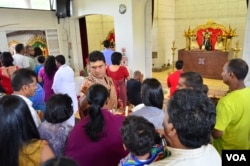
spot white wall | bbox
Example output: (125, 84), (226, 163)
(72, 0), (152, 77)
(243, 5), (250, 87)
(0, 8), (72, 66)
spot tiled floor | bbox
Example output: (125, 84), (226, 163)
(152, 69), (228, 98)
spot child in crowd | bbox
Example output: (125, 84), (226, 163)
(38, 94), (73, 156)
(35, 55), (45, 75)
(119, 115), (170, 166)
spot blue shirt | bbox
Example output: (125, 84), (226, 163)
(120, 145), (168, 166)
(29, 83), (45, 113)
(102, 48), (114, 66)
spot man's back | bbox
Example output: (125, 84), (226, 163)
(13, 53), (30, 68)
(52, 64), (78, 126)
(150, 144), (221, 166)
(213, 87), (250, 154)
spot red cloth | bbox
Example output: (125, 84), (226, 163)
(196, 28), (223, 50)
(0, 66), (18, 94)
(106, 66), (129, 107)
(167, 70), (183, 97)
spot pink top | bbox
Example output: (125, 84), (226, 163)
(38, 67), (57, 102)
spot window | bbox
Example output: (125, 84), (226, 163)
(0, 0), (56, 10)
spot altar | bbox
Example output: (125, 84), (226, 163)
(178, 49), (234, 79)
(178, 20), (237, 79)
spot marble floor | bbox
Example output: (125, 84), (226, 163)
(152, 69), (228, 98)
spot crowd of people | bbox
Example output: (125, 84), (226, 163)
(0, 41), (249, 166)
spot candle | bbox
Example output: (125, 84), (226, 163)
(125, 106), (128, 116)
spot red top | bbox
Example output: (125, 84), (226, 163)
(106, 66), (129, 80)
(106, 66), (129, 107)
(0, 66), (18, 94)
(167, 70), (183, 97)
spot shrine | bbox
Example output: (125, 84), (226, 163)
(178, 20), (236, 79)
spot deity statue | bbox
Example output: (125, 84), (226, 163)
(202, 29), (212, 51)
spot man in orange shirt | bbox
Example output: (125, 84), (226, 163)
(167, 60), (183, 97)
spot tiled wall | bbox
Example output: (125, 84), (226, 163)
(152, 0), (175, 68)
(175, 0), (247, 57)
(152, 0), (247, 68)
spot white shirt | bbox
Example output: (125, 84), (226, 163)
(149, 144), (221, 166)
(52, 64), (78, 126)
(15, 94), (41, 127)
(131, 103), (145, 112)
(13, 53), (30, 68)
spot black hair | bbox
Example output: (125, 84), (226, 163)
(141, 78), (164, 109)
(167, 89), (216, 148)
(121, 115), (156, 156)
(0, 51), (14, 67)
(111, 52), (122, 65)
(15, 43), (24, 53)
(0, 95), (40, 166)
(45, 56), (57, 79)
(180, 72), (203, 90)
(44, 94), (73, 124)
(88, 51), (106, 63)
(55, 55), (65, 65)
(34, 47), (43, 57)
(84, 84), (109, 141)
(227, 58), (249, 80)
(11, 68), (37, 91)
(103, 40), (111, 48)
(175, 60), (184, 70)
(41, 157), (79, 166)
(0, 84), (6, 93)
(37, 55), (45, 64)
(202, 84), (209, 94)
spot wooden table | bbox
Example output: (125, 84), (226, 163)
(178, 49), (233, 79)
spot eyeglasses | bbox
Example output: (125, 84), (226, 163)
(27, 82), (37, 89)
